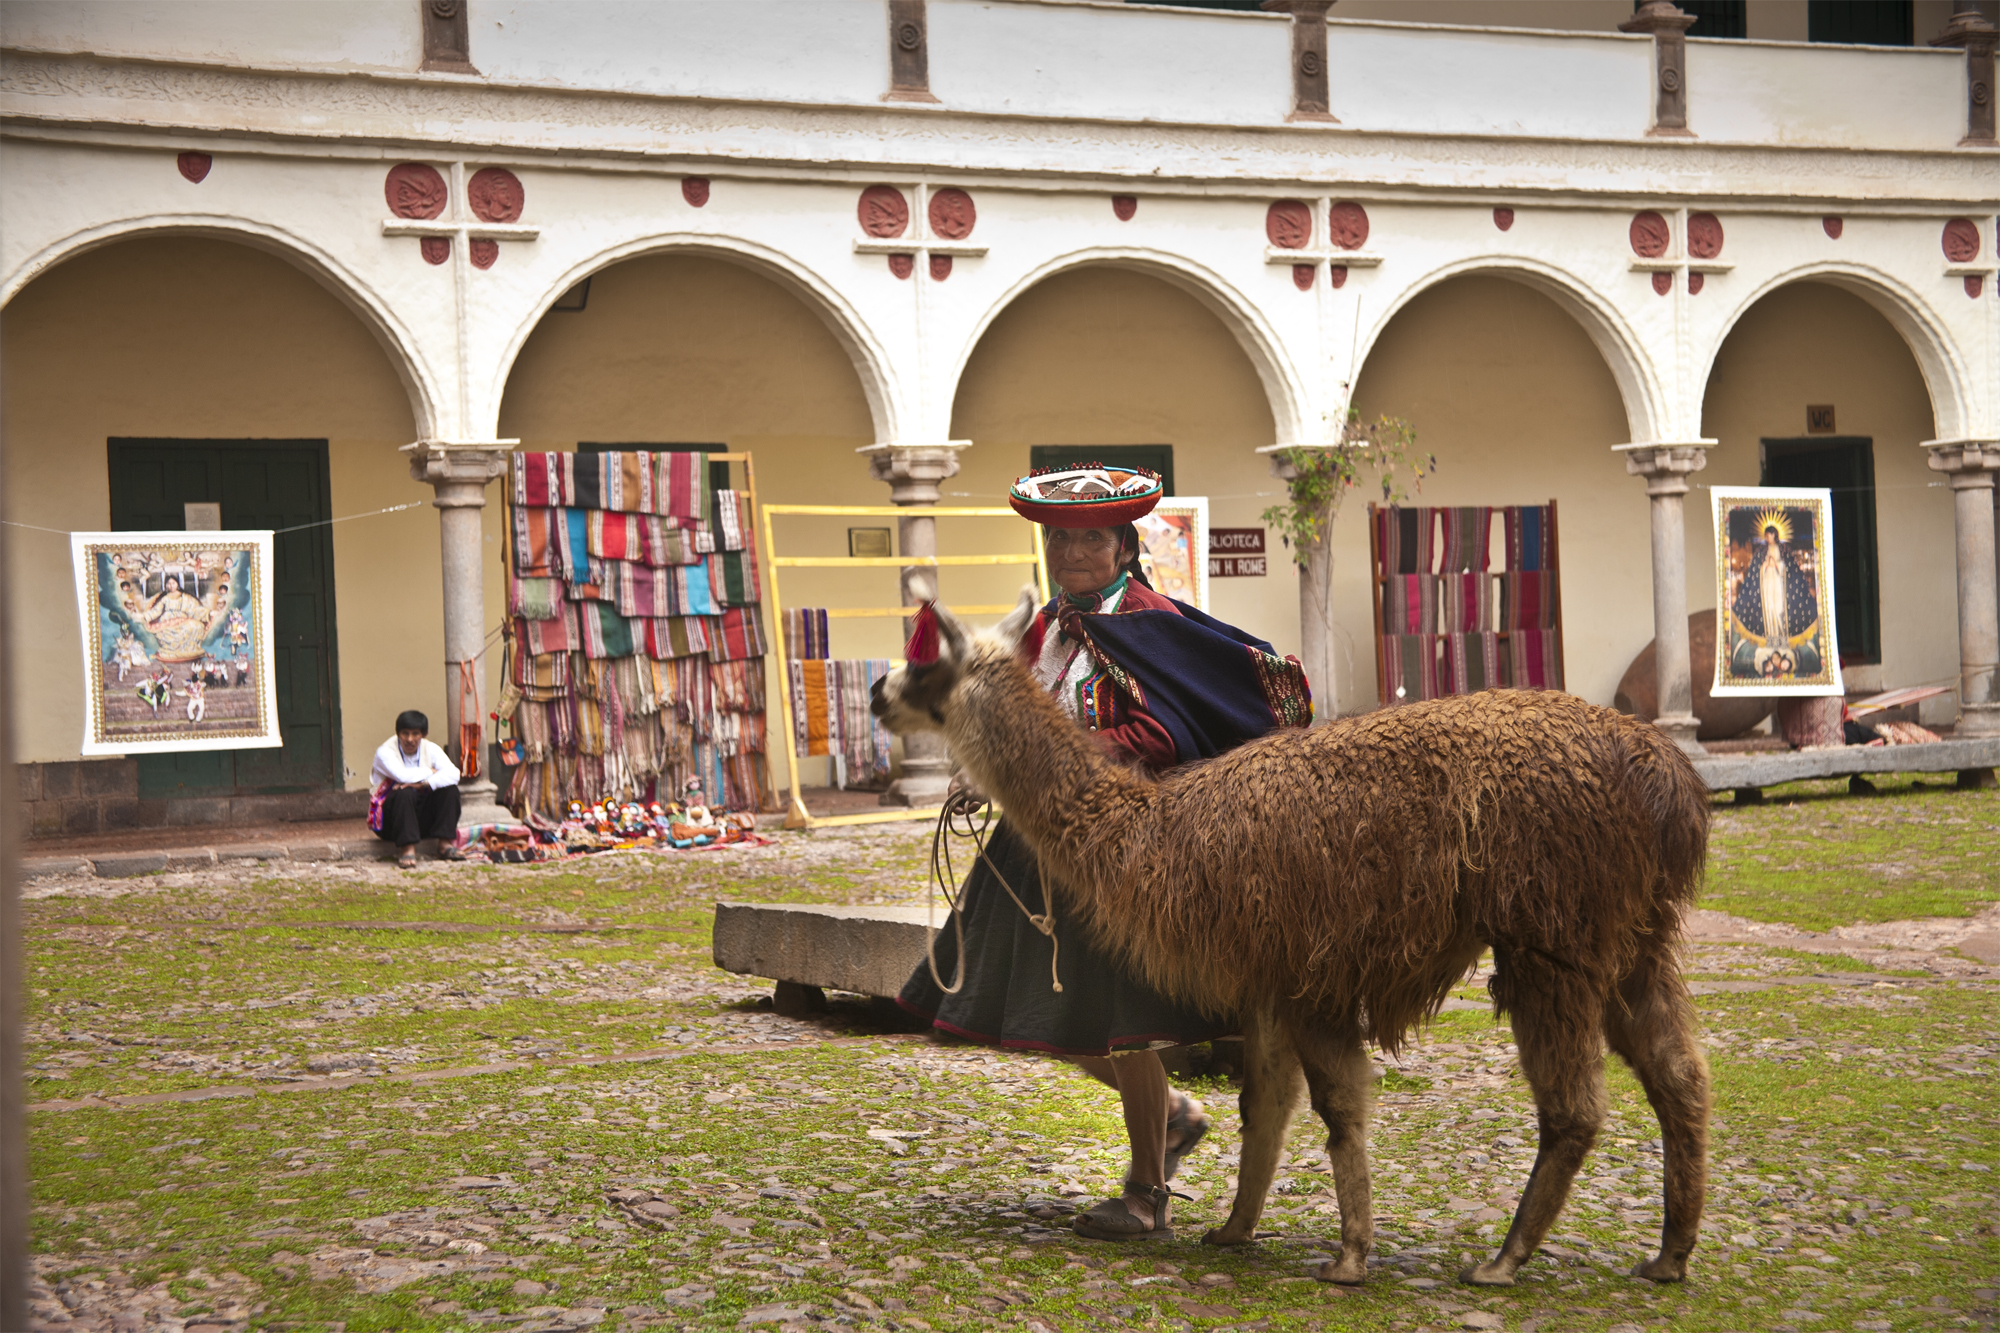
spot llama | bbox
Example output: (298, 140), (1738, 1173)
(871, 589), (1712, 1287)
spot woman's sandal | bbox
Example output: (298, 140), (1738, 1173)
(1072, 1180), (1186, 1242)
(396, 847), (418, 870)
(1163, 1092), (1212, 1181)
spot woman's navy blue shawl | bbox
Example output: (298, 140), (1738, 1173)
(1052, 595), (1314, 764)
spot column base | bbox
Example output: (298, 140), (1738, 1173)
(1652, 712), (1706, 755)
(879, 768), (954, 807)
(457, 777), (514, 828)
(1956, 702), (2000, 737)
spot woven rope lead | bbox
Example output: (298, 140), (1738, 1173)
(926, 789), (1063, 995)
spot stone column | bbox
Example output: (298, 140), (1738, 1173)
(860, 442), (971, 807)
(1616, 442), (1712, 752)
(1620, 0), (1697, 137)
(403, 439), (515, 826)
(1267, 449), (1343, 721)
(1925, 440), (2000, 736)
(1260, 0), (1337, 123)
(1931, 5), (1998, 148)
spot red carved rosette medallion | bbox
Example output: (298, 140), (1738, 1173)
(1687, 212), (1723, 260)
(1629, 210), (1671, 259)
(1329, 265), (1349, 289)
(1651, 271), (1672, 296)
(1328, 200), (1370, 251)
(682, 177), (711, 208)
(929, 254), (953, 282)
(1943, 217), (1982, 263)
(1493, 207), (1515, 232)
(1266, 200), (1312, 250)
(421, 237), (451, 266)
(1688, 272), (1704, 295)
(928, 188), (976, 241)
(1112, 195), (1137, 221)
(177, 152), (212, 184)
(1822, 216), (1843, 240)
(468, 168), (525, 223)
(858, 186), (910, 239)
(386, 163), (448, 220)
(470, 239), (499, 270)
(888, 254), (915, 280)
(1292, 264), (1315, 291)
(1968, 276), (1986, 300)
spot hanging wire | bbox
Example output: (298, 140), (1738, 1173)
(1, 500), (428, 539)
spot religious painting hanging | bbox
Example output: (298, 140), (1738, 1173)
(70, 530), (282, 754)
(1709, 488), (1844, 699)
(1135, 497), (1209, 611)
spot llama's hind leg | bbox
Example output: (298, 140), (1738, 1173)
(1203, 1010), (1303, 1247)
(1465, 950), (1607, 1287)
(1605, 944), (1711, 1283)
(1290, 1017), (1375, 1284)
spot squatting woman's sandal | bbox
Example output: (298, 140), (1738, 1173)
(1073, 1181), (1186, 1242)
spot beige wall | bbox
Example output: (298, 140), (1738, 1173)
(1, 236), (425, 785)
(497, 253), (884, 791)
(1348, 274), (1644, 714)
(947, 263), (1291, 655)
(1698, 280), (1954, 720)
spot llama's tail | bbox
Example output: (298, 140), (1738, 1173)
(1621, 718), (1712, 930)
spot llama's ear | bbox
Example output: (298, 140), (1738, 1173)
(991, 584), (1039, 650)
(932, 601), (971, 665)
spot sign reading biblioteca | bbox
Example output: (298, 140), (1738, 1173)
(1209, 527), (1267, 577)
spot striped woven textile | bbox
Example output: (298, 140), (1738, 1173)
(1439, 573), (1490, 632)
(1444, 631), (1503, 693)
(1383, 574), (1438, 636)
(638, 615), (713, 661)
(510, 651), (571, 701)
(515, 605), (578, 656)
(1381, 633), (1444, 703)
(1377, 505), (1437, 575)
(510, 577), (563, 620)
(1500, 571), (1557, 630)
(705, 490), (751, 553)
(789, 658), (894, 779)
(1438, 506), (1491, 572)
(511, 450), (711, 519)
(1509, 628), (1561, 690)
(710, 607), (769, 662)
(1504, 505), (1549, 572)
(784, 608), (830, 660)
(578, 602), (636, 660)
(709, 658), (766, 714)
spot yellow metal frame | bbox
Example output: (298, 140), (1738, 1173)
(760, 503), (1051, 829)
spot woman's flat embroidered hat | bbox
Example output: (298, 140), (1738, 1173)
(1009, 464), (1163, 528)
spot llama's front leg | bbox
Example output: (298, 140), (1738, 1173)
(1203, 1013), (1302, 1247)
(1292, 1018), (1375, 1284)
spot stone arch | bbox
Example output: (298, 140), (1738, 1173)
(946, 248), (1309, 444)
(493, 233), (900, 445)
(1358, 255), (1667, 444)
(2, 214), (442, 438)
(1698, 262), (1964, 439)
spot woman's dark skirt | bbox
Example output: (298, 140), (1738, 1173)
(897, 818), (1230, 1057)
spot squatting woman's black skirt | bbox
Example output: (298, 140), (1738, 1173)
(897, 818), (1230, 1057)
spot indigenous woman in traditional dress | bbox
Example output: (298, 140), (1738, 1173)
(899, 466), (1312, 1241)
(140, 573), (214, 663)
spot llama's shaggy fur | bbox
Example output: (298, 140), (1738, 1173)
(872, 590), (1713, 1287)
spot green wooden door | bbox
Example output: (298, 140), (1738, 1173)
(107, 440), (342, 795)
(1762, 437), (1881, 665)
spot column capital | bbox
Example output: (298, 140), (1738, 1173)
(1619, 0), (1697, 34)
(1931, 5), (1998, 55)
(402, 439), (516, 505)
(1616, 440), (1713, 496)
(859, 440), (972, 505)
(1924, 438), (2000, 489)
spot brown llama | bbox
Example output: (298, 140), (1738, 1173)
(870, 590), (1712, 1287)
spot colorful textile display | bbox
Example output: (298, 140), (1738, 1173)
(787, 659), (894, 786)
(784, 608), (831, 661)
(1369, 502), (1564, 703)
(501, 450), (771, 815)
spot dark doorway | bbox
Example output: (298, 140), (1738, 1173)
(1028, 445), (1176, 497)
(1807, 0), (1912, 45)
(1761, 436), (1880, 664)
(1663, 0), (1747, 38)
(107, 440), (342, 796)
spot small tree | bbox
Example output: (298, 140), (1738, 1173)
(1262, 411), (1434, 720)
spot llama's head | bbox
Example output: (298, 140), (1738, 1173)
(869, 584), (1040, 737)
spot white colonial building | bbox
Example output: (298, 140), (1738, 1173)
(3, 0), (1996, 831)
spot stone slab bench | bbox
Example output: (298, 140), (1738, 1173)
(711, 901), (940, 1016)
(1691, 737), (2000, 801)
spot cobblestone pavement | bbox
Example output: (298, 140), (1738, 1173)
(20, 789), (2000, 1333)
